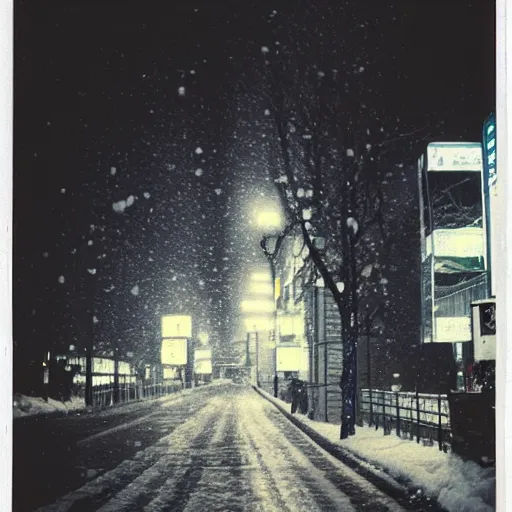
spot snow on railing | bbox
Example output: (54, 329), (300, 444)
(359, 389), (451, 451)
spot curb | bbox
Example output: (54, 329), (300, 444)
(253, 385), (448, 512)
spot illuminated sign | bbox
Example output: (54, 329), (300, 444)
(276, 346), (303, 372)
(241, 299), (275, 314)
(427, 228), (485, 259)
(161, 338), (188, 365)
(278, 314), (303, 337)
(483, 113), (496, 189)
(194, 348), (213, 374)
(426, 142), (483, 172)
(434, 316), (472, 343)
(161, 315), (192, 338)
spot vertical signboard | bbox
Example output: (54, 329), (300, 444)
(419, 142), (487, 343)
(482, 113), (497, 297)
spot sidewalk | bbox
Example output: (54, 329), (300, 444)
(255, 386), (495, 512)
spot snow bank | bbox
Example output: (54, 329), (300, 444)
(258, 389), (495, 512)
(13, 393), (85, 419)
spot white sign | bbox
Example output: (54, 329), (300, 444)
(161, 315), (192, 338)
(427, 228), (485, 259)
(161, 338), (188, 365)
(276, 346), (303, 371)
(471, 301), (496, 361)
(278, 314), (303, 337)
(434, 316), (472, 343)
(426, 142), (483, 172)
(194, 348), (213, 374)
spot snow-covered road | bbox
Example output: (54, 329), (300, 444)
(28, 384), (404, 511)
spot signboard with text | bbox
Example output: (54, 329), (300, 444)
(161, 338), (188, 365)
(161, 315), (192, 338)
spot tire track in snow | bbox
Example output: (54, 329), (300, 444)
(34, 398), (219, 512)
(258, 393), (405, 511)
(238, 393), (358, 511)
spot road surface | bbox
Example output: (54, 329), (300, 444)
(15, 383), (408, 511)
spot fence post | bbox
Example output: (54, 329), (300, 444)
(395, 392), (400, 437)
(382, 390), (386, 433)
(416, 389), (421, 444)
(437, 394), (443, 451)
(369, 388), (374, 427)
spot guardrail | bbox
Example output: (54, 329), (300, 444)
(359, 389), (451, 451)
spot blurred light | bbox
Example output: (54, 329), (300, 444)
(250, 282), (273, 295)
(244, 316), (272, 331)
(198, 331), (209, 344)
(251, 272), (271, 282)
(256, 210), (283, 230)
(241, 300), (274, 314)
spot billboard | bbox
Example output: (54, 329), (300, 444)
(419, 142), (487, 343)
(161, 315), (192, 338)
(194, 348), (213, 374)
(426, 142), (483, 172)
(161, 338), (188, 365)
(276, 345), (303, 371)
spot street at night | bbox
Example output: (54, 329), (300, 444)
(15, 383), (412, 512)
(11, 0), (499, 510)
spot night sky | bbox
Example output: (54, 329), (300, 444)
(13, 0), (495, 376)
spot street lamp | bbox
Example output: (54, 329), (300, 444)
(260, 234), (281, 397)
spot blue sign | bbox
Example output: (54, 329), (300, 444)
(483, 113), (496, 190)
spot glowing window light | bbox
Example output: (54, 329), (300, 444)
(251, 272), (271, 282)
(241, 300), (275, 314)
(249, 282), (274, 295)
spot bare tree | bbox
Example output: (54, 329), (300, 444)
(257, 4), (430, 438)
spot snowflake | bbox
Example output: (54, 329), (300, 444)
(336, 282), (345, 293)
(143, 192), (151, 199)
(131, 285), (139, 296)
(58, 276), (65, 284)
(178, 86), (186, 96)
(264, 109), (270, 116)
(42, 252), (49, 258)
(195, 147), (203, 155)
(87, 268), (97, 275)
(347, 217), (359, 234)
(61, 188), (66, 194)
(302, 208), (312, 220)
(110, 166), (117, 175)
(93, 316), (99, 324)
(261, 46), (270, 54)
(214, 188), (222, 195)
(346, 149), (355, 157)
(126, 195), (135, 207)
(195, 168), (203, 177)
(113, 200), (127, 213)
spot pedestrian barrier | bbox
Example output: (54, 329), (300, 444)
(359, 389), (451, 451)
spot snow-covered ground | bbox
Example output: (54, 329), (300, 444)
(13, 393), (86, 419)
(13, 379), (233, 419)
(259, 389), (496, 512)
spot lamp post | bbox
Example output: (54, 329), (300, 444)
(260, 234), (280, 397)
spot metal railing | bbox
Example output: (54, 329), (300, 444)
(359, 389), (451, 451)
